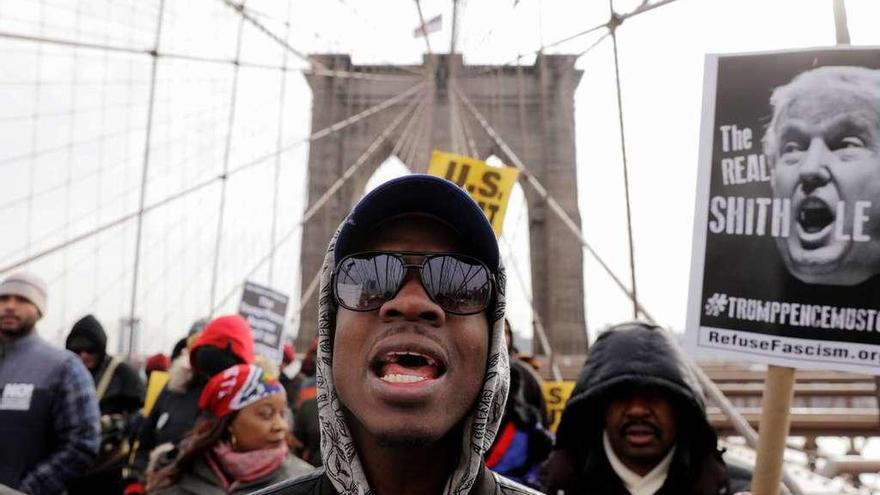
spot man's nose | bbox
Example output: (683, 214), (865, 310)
(798, 138), (833, 192)
(623, 396), (653, 418)
(378, 271), (444, 324)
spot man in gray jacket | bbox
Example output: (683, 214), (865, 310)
(258, 175), (538, 495)
(0, 272), (100, 495)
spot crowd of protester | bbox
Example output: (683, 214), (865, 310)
(0, 174), (755, 494)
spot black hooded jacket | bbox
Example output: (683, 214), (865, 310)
(65, 315), (144, 415)
(552, 322), (750, 495)
(64, 315), (145, 495)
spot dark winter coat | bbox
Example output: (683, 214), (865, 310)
(291, 376), (320, 467)
(65, 315), (145, 495)
(251, 466), (542, 495)
(552, 322), (751, 495)
(509, 360), (548, 427)
(130, 359), (207, 480)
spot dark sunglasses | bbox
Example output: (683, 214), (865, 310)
(333, 251), (495, 315)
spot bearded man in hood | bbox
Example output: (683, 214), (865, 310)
(258, 175), (538, 495)
(543, 322), (752, 495)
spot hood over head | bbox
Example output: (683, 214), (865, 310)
(145, 353), (171, 373)
(66, 314), (108, 354)
(314, 174), (510, 495)
(189, 314), (255, 375)
(555, 322), (712, 457)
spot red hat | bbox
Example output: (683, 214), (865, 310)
(199, 364), (284, 417)
(145, 353), (170, 372)
(282, 343), (295, 366)
(190, 315), (255, 370)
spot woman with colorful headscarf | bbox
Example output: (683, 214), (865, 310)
(146, 364), (313, 494)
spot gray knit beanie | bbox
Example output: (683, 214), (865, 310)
(0, 272), (48, 316)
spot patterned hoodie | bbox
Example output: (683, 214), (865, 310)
(257, 175), (539, 495)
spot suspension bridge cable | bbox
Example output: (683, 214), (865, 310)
(608, 0), (639, 320)
(289, 88), (430, 328)
(135, 203), (215, 300)
(219, 0), (325, 71)
(453, 82), (655, 322)
(0, 31), (422, 87)
(0, 101), (233, 214)
(211, 92), (424, 313)
(413, 0), (433, 55)
(448, 82), (558, 370)
(127, 0), (167, 356)
(466, 0), (680, 76)
(455, 89), (479, 158)
(449, 79), (464, 154)
(391, 86), (432, 159)
(461, 66), (802, 495)
(268, 0), (295, 286)
(208, 5), (250, 316)
(2, 107), (258, 263)
(308, 69), (420, 82)
(0, 96), (231, 171)
(454, 89), (787, 484)
(499, 234), (562, 381)
(449, 0), (460, 54)
(450, 82), (565, 374)
(222, 0), (421, 81)
(575, 30), (612, 59)
(401, 82), (433, 167)
(0, 82), (425, 276)
(290, 266), (323, 328)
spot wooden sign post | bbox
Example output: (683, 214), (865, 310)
(751, 365), (796, 495)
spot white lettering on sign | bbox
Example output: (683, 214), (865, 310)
(0, 383), (34, 411)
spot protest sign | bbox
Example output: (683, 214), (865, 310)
(686, 47), (880, 375)
(427, 150), (520, 236)
(141, 370), (169, 417)
(541, 380), (575, 433)
(239, 281), (289, 362)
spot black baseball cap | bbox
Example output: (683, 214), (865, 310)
(334, 174), (500, 271)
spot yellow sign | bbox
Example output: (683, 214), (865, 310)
(142, 370), (169, 417)
(427, 151), (520, 236)
(541, 380), (575, 432)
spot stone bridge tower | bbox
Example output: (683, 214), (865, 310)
(296, 53), (587, 356)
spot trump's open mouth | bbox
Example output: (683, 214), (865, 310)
(797, 196), (835, 249)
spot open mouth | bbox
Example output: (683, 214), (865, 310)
(796, 196), (836, 249)
(371, 349), (447, 384)
(798, 197), (834, 234)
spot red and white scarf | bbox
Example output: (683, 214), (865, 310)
(207, 441), (289, 490)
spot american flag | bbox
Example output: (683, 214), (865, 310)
(413, 14), (442, 38)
